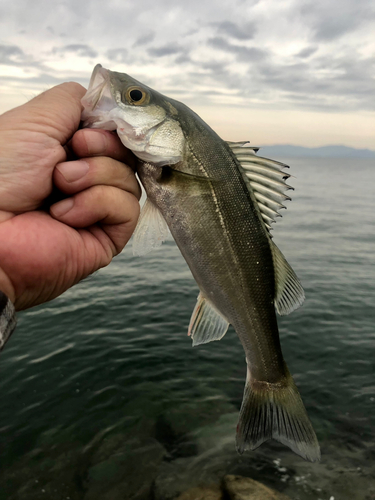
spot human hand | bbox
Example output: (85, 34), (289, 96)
(0, 83), (141, 311)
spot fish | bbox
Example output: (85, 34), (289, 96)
(81, 64), (320, 462)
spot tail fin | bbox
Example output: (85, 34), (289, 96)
(236, 365), (320, 462)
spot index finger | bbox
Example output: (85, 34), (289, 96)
(71, 129), (137, 169)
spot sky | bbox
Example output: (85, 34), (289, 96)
(0, 0), (374, 148)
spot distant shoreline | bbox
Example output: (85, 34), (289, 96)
(257, 145), (375, 159)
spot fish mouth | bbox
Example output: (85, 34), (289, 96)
(81, 64), (118, 130)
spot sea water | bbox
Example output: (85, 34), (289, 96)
(0, 157), (374, 499)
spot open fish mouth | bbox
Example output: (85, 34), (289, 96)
(81, 64), (118, 130)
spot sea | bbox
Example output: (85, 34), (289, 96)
(0, 157), (374, 500)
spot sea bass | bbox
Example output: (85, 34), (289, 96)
(81, 64), (320, 462)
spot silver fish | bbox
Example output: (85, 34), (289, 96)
(81, 64), (320, 462)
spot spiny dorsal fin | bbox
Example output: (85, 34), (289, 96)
(132, 198), (170, 256)
(271, 242), (305, 315)
(227, 140), (260, 154)
(227, 142), (293, 234)
(188, 293), (229, 346)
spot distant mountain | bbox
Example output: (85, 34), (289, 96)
(258, 145), (375, 158)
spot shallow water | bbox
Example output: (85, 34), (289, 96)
(0, 157), (374, 500)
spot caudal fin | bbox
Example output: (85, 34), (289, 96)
(236, 366), (320, 462)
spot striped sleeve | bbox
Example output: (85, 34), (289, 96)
(0, 291), (16, 352)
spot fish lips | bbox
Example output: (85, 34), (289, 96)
(81, 64), (118, 130)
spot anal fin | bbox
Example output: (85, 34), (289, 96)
(188, 293), (229, 346)
(271, 242), (305, 315)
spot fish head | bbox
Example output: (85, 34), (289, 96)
(81, 64), (185, 166)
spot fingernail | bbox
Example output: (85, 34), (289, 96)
(51, 197), (74, 217)
(84, 130), (107, 155)
(56, 161), (89, 182)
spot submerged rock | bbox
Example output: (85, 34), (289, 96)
(223, 475), (292, 500)
(192, 412), (238, 455)
(83, 437), (166, 500)
(175, 484), (223, 500)
(153, 412), (290, 500)
(154, 455), (227, 500)
(163, 395), (237, 437)
(171, 475), (292, 500)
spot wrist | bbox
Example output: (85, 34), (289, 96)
(0, 289), (17, 351)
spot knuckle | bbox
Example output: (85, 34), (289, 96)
(90, 184), (108, 202)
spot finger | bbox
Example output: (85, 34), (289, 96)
(71, 129), (137, 167)
(0, 211), (16, 223)
(50, 184), (139, 226)
(50, 185), (140, 254)
(54, 157), (142, 200)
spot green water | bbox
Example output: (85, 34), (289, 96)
(0, 158), (374, 499)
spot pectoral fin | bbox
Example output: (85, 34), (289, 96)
(188, 293), (229, 346)
(132, 198), (170, 256)
(157, 166), (214, 198)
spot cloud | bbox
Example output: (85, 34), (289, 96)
(0, 0), (374, 132)
(300, 0), (375, 40)
(0, 44), (27, 65)
(207, 37), (268, 62)
(0, 43), (47, 72)
(174, 53), (192, 64)
(215, 21), (256, 40)
(135, 32), (155, 46)
(106, 48), (128, 63)
(148, 45), (185, 57)
(52, 44), (98, 58)
(296, 46), (318, 58)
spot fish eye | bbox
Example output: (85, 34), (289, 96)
(130, 89), (143, 101)
(124, 86), (147, 105)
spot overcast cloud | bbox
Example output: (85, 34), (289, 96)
(0, 0), (374, 147)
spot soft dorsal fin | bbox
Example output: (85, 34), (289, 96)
(271, 242), (305, 315)
(188, 293), (230, 346)
(227, 142), (293, 233)
(227, 142), (303, 314)
(132, 198), (170, 256)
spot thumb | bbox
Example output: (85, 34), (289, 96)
(0, 82), (86, 146)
